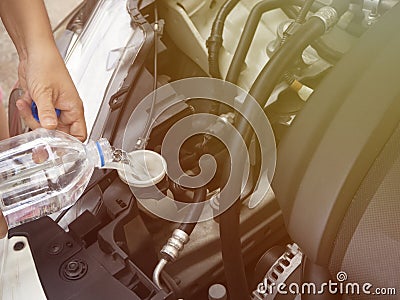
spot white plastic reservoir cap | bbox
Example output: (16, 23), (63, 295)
(117, 150), (167, 188)
(208, 284), (227, 300)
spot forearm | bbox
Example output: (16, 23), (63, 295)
(0, 0), (87, 141)
(0, 0), (57, 60)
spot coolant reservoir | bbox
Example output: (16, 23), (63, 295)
(115, 150), (167, 188)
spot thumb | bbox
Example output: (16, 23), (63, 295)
(35, 90), (58, 129)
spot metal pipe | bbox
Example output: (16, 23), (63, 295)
(153, 258), (168, 289)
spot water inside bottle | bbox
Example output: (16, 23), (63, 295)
(0, 128), (166, 228)
(0, 131), (94, 227)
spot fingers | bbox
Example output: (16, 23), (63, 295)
(17, 54), (87, 140)
(16, 99), (41, 130)
(0, 211), (8, 239)
(16, 88), (58, 131)
(69, 100), (87, 142)
(57, 115), (87, 142)
(69, 118), (87, 142)
(35, 89), (58, 129)
(17, 95), (87, 142)
(58, 93), (87, 141)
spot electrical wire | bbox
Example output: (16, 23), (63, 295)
(136, 3), (160, 150)
(296, 0), (315, 23)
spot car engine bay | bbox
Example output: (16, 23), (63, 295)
(4, 0), (400, 299)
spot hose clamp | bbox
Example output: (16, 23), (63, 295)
(313, 6), (339, 32)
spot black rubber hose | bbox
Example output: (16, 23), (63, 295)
(249, 17), (326, 105)
(178, 188), (207, 235)
(282, 5), (344, 64)
(248, 0), (352, 111)
(312, 39), (344, 64)
(312, 0), (358, 63)
(218, 15), (329, 300)
(226, 0), (292, 84)
(225, 0), (323, 84)
(218, 5), (324, 300)
(281, 4), (299, 19)
(281, 0), (315, 84)
(281, 0), (315, 46)
(219, 3), (349, 299)
(226, 17), (333, 143)
(219, 199), (250, 300)
(207, 0), (240, 79)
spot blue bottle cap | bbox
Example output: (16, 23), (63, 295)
(95, 141), (106, 167)
(31, 101), (61, 122)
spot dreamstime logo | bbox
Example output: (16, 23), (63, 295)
(336, 271), (348, 282)
(121, 77), (276, 223)
(255, 271), (397, 298)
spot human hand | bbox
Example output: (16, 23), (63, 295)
(0, 211), (7, 239)
(15, 44), (87, 141)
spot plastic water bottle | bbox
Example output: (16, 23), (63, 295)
(0, 128), (113, 228)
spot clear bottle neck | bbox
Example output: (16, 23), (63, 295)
(85, 138), (113, 168)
